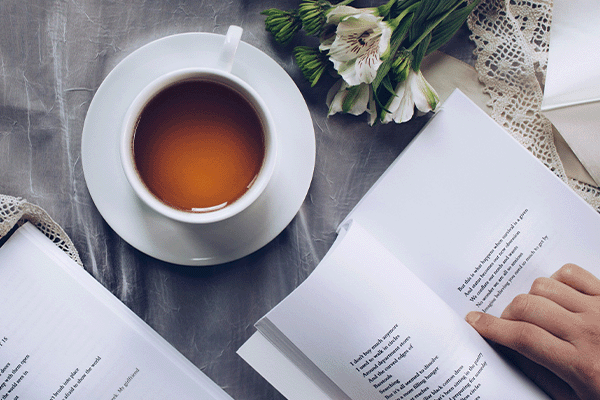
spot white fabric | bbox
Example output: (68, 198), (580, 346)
(543, 0), (600, 110)
(541, 0), (600, 186)
(468, 0), (600, 211)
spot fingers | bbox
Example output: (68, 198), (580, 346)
(551, 264), (600, 296)
(465, 311), (575, 375)
(527, 264), (600, 314)
(528, 276), (589, 313)
(501, 293), (575, 341)
(467, 265), (600, 400)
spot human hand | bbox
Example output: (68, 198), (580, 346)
(466, 264), (600, 400)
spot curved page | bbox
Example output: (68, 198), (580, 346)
(256, 221), (549, 400)
(344, 90), (600, 318)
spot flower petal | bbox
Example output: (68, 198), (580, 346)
(353, 51), (382, 84)
(367, 90), (377, 126)
(331, 59), (362, 87)
(411, 70), (439, 113)
(326, 79), (346, 116)
(326, 80), (371, 117)
(382, 69), (440, 124)
(382, 74), (414, 124)
(381, 78), (403, 123)
(324, 10), (391, 86)
(326, 5), (374, 25)
(394, 88), (416, 123)
(346, 84), (370, 115)
(329, 14), (385, 59)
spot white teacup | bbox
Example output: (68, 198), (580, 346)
(120, 26), (276, 224)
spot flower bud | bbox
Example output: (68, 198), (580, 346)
(262, 8), (303, 46)
(299, 0), (332, 36)
(294, 46), (330, 87)
(391, 52), (412, 82)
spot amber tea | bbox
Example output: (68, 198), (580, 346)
(132, 80), (266, 212)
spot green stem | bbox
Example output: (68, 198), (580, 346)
(377, 0), (397, 17)
(406, 0), (464, 52)
(389, 2), (419, 30)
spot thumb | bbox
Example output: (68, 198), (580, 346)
(465, 311), (503, 340)
(465, 312), (578, 399)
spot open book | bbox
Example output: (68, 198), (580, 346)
(238, 90), (600, 400)
(0, 222), (232, 399)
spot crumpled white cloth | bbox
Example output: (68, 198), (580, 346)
(541, 0), (600, 187)
(468, 0), (600, 211)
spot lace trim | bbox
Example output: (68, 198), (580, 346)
(467, 0), (600, 211)
(0, 194), (82, 266)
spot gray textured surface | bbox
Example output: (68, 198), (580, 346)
(0, 1), (474, 398)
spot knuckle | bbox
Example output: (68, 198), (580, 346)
(506, 294), (532, 319)
(555, 263), (579, 280)
(529, 277), (551, 295)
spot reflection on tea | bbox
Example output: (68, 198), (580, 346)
(132, 80), (265, 212)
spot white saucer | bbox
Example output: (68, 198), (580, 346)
(81, 32), (315, 266)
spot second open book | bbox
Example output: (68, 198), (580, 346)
(238, 90), (600, 400)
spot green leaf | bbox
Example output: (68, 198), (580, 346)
(411, 32), (431, 71)
(393, 0), (421, 15)
(381, 75), (397, 96)
(372, 14), (413, 92)
(342, 85), (363, 113)
(429, 0), (464, 20)
(375, 75), (397, 122)
(409, 0), (439, 42)
(405, 0), (467, 54)
(376, 0), (398, 18)
(427, 0), (482, 54)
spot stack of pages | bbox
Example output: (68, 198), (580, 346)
(239, 90), (600, 400)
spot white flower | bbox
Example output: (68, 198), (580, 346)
(326, 80), (377, 126)
(382, 69), (439, 124)
(319, 6), (392, 86)
(325, 5), (371, 25)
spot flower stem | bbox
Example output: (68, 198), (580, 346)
(388, 2), (419, 30)
(406, 1), (465, 52)
(377, 0), (397, 18)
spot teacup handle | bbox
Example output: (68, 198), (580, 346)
(218, 25), (243, 73)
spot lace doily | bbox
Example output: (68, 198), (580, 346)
(468, 0), (600, 211)
(0, 194), (82, 266)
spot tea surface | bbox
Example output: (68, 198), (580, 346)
(133, 80), (265, 212)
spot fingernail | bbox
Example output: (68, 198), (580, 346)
(465, 312), (481, 325)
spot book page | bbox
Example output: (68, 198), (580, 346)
(237, 332), (332, 400)
(257, 222), (549, 400)
(344, 90), (600, 318)
(0, 223), (231, 400)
